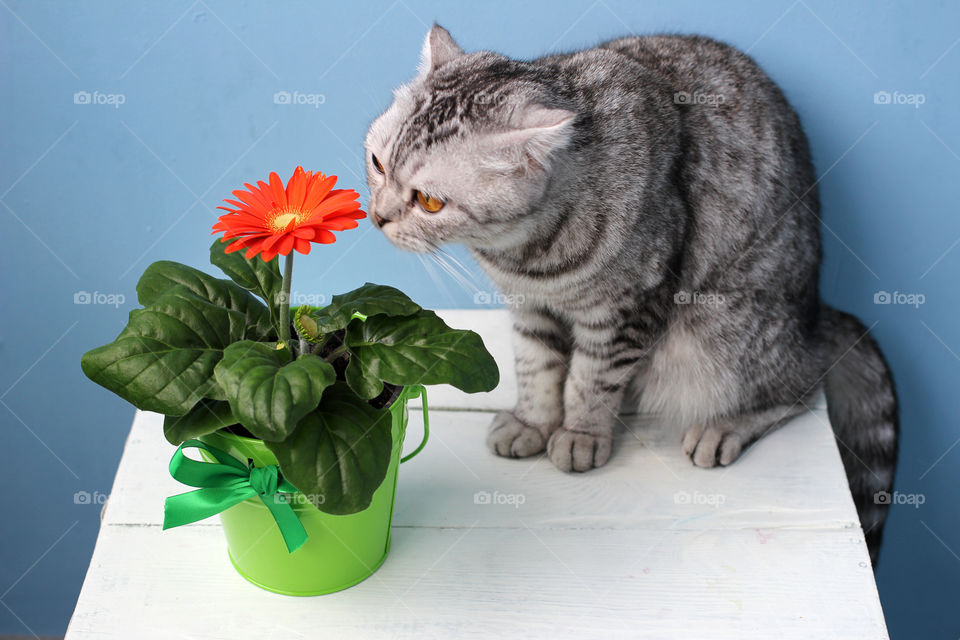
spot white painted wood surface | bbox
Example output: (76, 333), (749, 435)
(66, 310), (886, 639)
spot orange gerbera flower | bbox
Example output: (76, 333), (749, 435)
(213, 166), (365, 261)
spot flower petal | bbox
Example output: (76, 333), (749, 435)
(230, 191), (267, 213)
(262, 233), (286, 252)
(269, 171), (287, 208)
(286, 166), (307, 210)
(276, 234), (296, 256)
(308, 190), (362, 220)
(302, 174), (338, 212)
(316, 218), (359, 231)
(225, 238), (252, 253)
(242, 184), (273, 210)
(294, 237), (312, 255)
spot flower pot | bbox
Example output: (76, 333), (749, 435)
(197, 384), (429, 596)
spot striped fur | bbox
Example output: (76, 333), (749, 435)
(364, 25), (899, 565)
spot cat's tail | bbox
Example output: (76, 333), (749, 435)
(819, 304), (899, 566)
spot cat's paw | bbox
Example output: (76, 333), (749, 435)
(486, 411), (547, 458)
(682, 423), (745, 468)
(547, 427), (612, 472)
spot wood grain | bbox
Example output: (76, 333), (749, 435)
(70, 310), (883, 639)
(68, 524), (885, 639)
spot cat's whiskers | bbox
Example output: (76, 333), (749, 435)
(436, 247), (486, 287)
(416, 252), (457, 304)
(430, 248), (484, 297)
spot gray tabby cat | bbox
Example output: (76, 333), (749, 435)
(364, 25), (898, 564)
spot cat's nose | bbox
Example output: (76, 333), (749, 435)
(372, 209), (399, 228)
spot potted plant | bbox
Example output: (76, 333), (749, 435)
(80, 167), (499, 595)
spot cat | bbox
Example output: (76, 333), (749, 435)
(364, 24), (898, 564)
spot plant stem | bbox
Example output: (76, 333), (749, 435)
(279, 252), (294, 349)
(324, 345), (348, 363)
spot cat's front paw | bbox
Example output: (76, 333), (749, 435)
(547, 427), (612, 472)
(486, 411), (548, 458)
(682, 423), (745, 467)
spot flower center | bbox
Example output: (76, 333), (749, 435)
(269, 210), (300, 232)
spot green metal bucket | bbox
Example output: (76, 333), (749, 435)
(198, 384), (429, 596)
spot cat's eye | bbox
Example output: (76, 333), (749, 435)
(414, 190), (445, 213)
(371, 153), (385, 174)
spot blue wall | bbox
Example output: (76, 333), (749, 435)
(1, 1), (956, 636)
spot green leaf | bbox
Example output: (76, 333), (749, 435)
(163, 399), (235, 445)
(264, 382), (393, 515)
(214, 342), (336, 442)
(344, 310), (500, 399)
(209, 238), (282, 321)
(137, 259), (274, 339)
(305, 283), (422, 334)
(81, 286), (249, 415)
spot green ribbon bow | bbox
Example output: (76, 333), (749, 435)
(162, 439), (308, 553)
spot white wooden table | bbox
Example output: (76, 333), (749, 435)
(66, 310), (888, 639)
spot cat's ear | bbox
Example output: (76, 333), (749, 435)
(487, 105), (577, 169)
(418, 24), (464, 76)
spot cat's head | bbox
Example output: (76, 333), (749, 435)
(364, 24), (576, 253)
